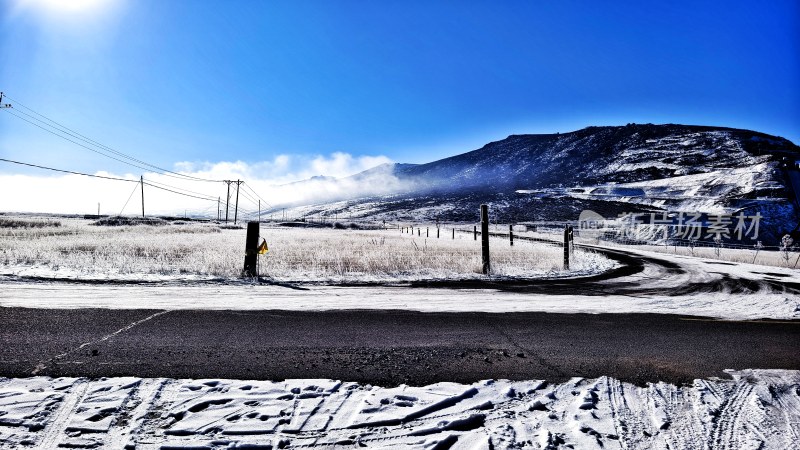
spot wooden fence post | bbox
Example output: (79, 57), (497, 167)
(568, 225), (574, 256)
(481, 205), (490, 274)
(452, 228), (455, 239)
(563, 224), (570, 270)
(473, 225), (477, 240)
(509, 224), (514, 246)
(243, 221), (259, 277)
(427, 227), (429, 237)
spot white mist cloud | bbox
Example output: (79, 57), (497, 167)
(0, 153), (410, 217)
(175, 152), (394, 184)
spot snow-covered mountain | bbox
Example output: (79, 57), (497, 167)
(268, 124), (800, 243)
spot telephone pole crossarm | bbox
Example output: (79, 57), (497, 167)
(0, 92), (11, 109)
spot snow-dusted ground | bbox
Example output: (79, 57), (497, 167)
(0, 218), (612, 282)
(2, 241), (799, 320)
(1, 371), (798, 449)
(2, 280), (798, 321)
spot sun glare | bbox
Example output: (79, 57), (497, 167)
(19, 0), (111, 14)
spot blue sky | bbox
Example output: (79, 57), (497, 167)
(1, 0), (798, 178)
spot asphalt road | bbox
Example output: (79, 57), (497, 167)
(1, 307), (797, 386)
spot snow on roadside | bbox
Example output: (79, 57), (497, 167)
(0, 370), (798, 449)
(2, 281), (799, 321)
(2, 237), (800, 320)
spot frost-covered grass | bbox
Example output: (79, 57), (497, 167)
(0, 217), (61, 229)
(0, 216), (612, 282)
(0, 217), (230, 279)
(260, 228), (611, 282)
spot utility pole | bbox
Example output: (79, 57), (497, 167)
(97, 202), (100, 218)
(140, 175), (145, 218)
(258, 200), (261, 223)
(233, 180), (243, 224)
(217, 197), (221, 221)
(223, 180), (233, 223)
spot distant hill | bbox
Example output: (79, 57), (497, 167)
(270, 124), (800, 244)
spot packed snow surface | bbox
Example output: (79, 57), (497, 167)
(0, 371), (798, 449)
(2, 280), (798, 321)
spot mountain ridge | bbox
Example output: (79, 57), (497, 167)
(269, 123), (800, 244)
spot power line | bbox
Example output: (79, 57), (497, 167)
(4, 94), (221, 182)
(1, 93), (280, 215)
(3, 109), (168, 175)
(0, 157), (218, 208)
(242, 182), (272, 209)
(0, 157), (138, 183)
(2, 94), (222, 183)
(237, 188), (261, 207)
(142, 181), (218, 202)
(144, 178), (219, 201)
(119, 180), (142, 215)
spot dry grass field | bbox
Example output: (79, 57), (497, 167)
(0, 216), (612, 282)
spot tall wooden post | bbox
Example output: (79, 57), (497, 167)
(224, 181), (232, 223)
(243, 221), (260, 277)
(568, 225), (574, 256)
(563, 224), (570, 270)
(234, 180), (242, 224)
(426, 227), (429, 237)
(481, 205), (490, 274)
(474, 225), (477, 240)
(509, 224), (514, 246)
(140, 175), (145, 218)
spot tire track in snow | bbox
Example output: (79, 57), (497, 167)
(105, 378), (164, 450)
(654, 383), (701, 450)
(3, 371), (798, 449)
(605, 377), (645, 448)
(710, 381), (754, 450)
(775, 385), (800, 448)
(34, 379), (87, 450)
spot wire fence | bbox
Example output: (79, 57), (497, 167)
(382, 221), (800, 269)
(3, 213), (798, 277)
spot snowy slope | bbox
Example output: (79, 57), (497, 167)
(270, 124), (800, 244)
(393, 125), (798, 192)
